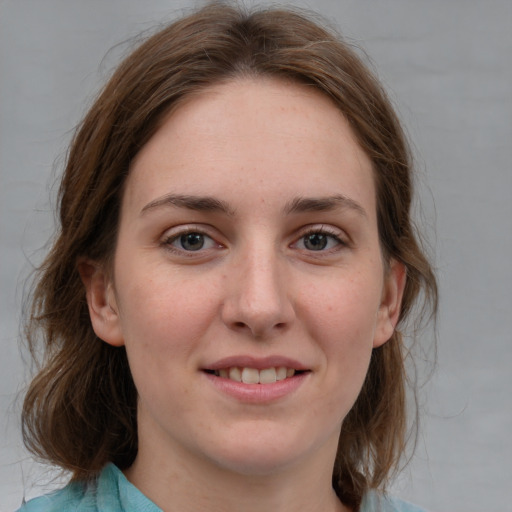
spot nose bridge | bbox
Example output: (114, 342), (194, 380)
(223, 237), (293, 337)
(243, 245), (281, 307)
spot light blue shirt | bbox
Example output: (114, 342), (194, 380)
(17, 463), (426, 512)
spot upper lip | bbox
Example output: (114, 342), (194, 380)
(203, 355), (309, 371)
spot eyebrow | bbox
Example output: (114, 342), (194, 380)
(140, 193), (235, 216)
(284, 195), (367, 217)
(140, 193), (366, 218)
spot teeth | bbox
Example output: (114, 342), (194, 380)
(215, 366), (298, 384)
(259, 368), (277, 384)
(276, 366), (288, 381)
(228, 367), (242, 382)
(241, 367), (260, 384)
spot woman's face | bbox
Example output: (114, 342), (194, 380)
(86, 78), (404, 476)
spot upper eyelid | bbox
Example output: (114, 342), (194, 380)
(160, 225), (222, 250)
(161, 224), (219, 239)
(163, 229), (215, 242)
(295, 224), (347, 239)
(160, 228), (223, 258)
(158, 223), (349, 246)
(291, 224), (351, 250)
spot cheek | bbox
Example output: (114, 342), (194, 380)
(302, 272), (382, 346)
(301, 274), (382, 406)
(114, 267), (220, 377)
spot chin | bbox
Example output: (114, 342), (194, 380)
(210, 448), (300, 476)
(200, 424), (332, 476)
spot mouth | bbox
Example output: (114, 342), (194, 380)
(204, 366), (307, 384)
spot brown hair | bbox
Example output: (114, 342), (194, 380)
(22, 3), (437, 510)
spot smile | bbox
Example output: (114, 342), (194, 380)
(202, 358), (310, 402)
(209, 366), (298, 384)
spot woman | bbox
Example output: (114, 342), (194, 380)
(19, 4), (437, 511)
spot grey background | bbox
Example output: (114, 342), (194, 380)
(1, 1), (511, 511)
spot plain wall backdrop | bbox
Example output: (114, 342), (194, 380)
(1, 1), (511, 511)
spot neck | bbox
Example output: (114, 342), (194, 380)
(124, 428), (350, 512)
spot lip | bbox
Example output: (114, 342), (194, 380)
(204, 355), (309, 372)
(201, 355), (310, 404)
(203, 371), (309, 404)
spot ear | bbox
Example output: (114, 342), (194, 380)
(373, 259), (407, 348)
(78, 260), (124, 347)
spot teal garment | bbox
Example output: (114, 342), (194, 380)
(17, 463), (426, 512)
(360, 491), (427, 512)
(17, 464), (159, 512)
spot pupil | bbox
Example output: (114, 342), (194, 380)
(181, 233), (204, 251)
(304, 233), (327, 250)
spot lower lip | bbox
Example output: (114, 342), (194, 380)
(203, 372), (309, 403)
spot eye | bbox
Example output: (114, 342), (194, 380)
(302, 232), (333, 251)
(163, 230), (219, 253)
(293, 227), (346, 252)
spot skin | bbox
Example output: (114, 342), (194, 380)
(81, 78), (405, 512)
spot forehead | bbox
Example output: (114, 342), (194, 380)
(124, 77), (375, 217)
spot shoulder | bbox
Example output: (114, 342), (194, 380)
(15, 464), (161, 512)
(361, 490), (428, 512)
(16, 480), (94, 512)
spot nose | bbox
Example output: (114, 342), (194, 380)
(221, 247), (295, 339)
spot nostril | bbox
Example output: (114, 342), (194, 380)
(231, 320), (287, 333)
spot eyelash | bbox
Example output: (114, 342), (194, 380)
(160, 225), (348, 257)
(293, 226), (347, 253)
(161, 227), (220, 256)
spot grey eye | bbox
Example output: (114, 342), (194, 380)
(303, 233), (329, 251)
(177, 233), (206, 251)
